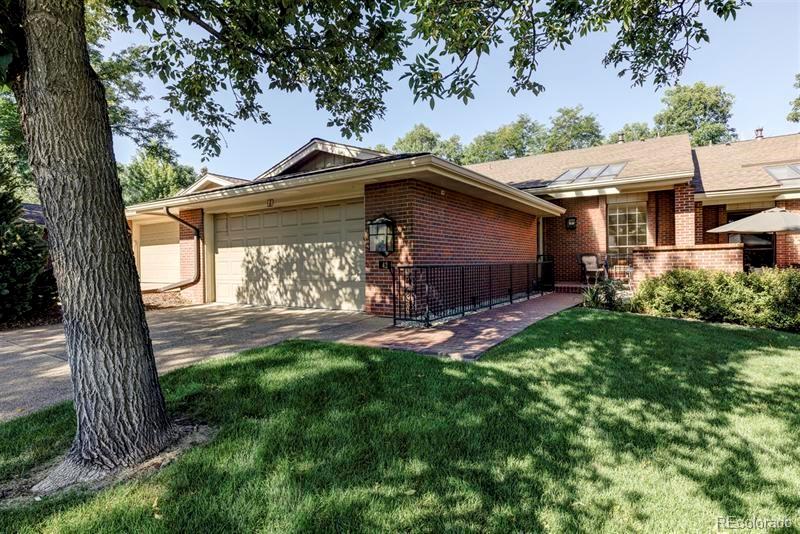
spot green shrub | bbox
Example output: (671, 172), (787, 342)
(582, 278), (623, 310)
(0, 190), (57, 323)
(632, 268), (800, 332)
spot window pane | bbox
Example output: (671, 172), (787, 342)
(600, 163), (626, 177)
(553, 167), (585, 184)
(574, 165), (607, 182)
(607, 202), (647, 252)
(766, 165), (800, 181)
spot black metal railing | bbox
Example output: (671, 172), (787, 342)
(392, 260), (555, 326)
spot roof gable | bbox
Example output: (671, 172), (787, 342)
(177, 172), (249, 196)
(693, 133), (800, 194)
(256, 138), (386, 181)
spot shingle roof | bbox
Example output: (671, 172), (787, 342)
(172, 152), (427, 200)
(466, 134), (694, 189)
(692, 133), (800, 193)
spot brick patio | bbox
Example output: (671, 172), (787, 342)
(344, 292), (582, 360)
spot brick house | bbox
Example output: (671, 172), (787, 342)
(126, 133), (800, 316)
(469, 131), (800, 286)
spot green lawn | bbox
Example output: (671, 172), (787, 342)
(2, 309), (800, 533)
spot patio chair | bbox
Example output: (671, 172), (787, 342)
(578, 253), (604, 285)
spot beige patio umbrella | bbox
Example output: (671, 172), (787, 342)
(708, 207), (800, 265)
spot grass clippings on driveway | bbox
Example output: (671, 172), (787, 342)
(1, 308), (799, 532)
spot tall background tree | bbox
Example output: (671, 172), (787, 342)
(0, 0), (175, 203)
(788, 74), (800, 123)
(119, 147), (197, 205)
(461, 115), (546, 164)
(391, 124), (464, 163)
(0, 0), (750, 491)
(607, 122), (655, 144)
(654, 82), (736, 145)
(544, 106), (604, 152)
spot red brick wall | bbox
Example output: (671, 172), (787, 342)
(674, 183), (696, 246)
(542, 196), (607, 282)
(177, 208), (205, 304)
(364, 179), (537, 315)
(631, 243), (744, 285)
(776, 200), (800, 267)
(653, 190), (675, 246)
(701, 205), (727, 244)
(364, 181), (416, 316)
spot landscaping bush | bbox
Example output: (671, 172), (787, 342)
(582, 278), (624, 310)
(632, 268), (800, 331)
(0, 190), (58, 323)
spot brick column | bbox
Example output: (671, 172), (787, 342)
(178, 208), (205, 304)
(646, 192), (657, 246)
(674, 183), (696, 246)
(694, 201), (705, 245)
(776, 200), (800, 267)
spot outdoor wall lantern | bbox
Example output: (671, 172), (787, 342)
(565, 216), (577, 230)
(367, 215), (396, 257)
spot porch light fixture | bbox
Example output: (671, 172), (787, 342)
(565, 216), (577, 230)
(367, 215), (396, 256)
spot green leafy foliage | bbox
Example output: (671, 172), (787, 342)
(0, 0), (741, 158)
(788, 73), (800, 123)
(0, 1), (175, 202)
(461, 114), (546, 164)
(391, 124), (464, 163)
(606, 122), (655, 144)
(118, 147), (197, 205)
(653, 82), (737, 146)
(544, 106), (604, 153)
(632, 268), (800, 331)
(582, 278), (623, 310)
(0, 187), (56, 323)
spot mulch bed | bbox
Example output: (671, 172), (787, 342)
(0, 306), (62, 332)
(0, 293), (188, 332)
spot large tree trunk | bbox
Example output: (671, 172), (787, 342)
(10, 0), (174, 493)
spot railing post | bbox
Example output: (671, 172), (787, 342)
(489, 264), (493, 309)
(509, 264), (513, 304)
(461, 265), (465, 316)
(424, 266), (431, 327)
(527, 262), (531, 300)
(391, 265), (397, 326)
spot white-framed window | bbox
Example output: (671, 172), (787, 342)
(607, 203), (647, 254)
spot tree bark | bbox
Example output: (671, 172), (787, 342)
(10, 0), (173, 493)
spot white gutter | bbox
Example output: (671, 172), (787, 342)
(126, 155), (565, 217)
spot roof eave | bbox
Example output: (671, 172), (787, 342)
(126, 155), (564, 218)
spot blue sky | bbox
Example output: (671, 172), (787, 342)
(110, 0), (800, 178)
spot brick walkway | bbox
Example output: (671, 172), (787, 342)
(345, 292), (582, 360)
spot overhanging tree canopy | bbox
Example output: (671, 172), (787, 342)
(0, 0), (750, 492)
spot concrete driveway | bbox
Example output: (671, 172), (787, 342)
(0, 305), (390, 422)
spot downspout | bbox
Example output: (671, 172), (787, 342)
(141, 207), (201, 294)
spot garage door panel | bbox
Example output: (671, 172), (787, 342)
(214, 201), (365, 310)
(139, 221), (180, 287)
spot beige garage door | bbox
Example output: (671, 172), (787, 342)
(214, 199), (365, 310)
(139, 221), (180, 289)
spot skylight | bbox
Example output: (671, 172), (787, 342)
(551, 162), (627, 186)
(765, 164), (800, 182)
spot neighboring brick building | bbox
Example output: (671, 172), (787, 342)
(127, 133), (800, 316)
(470, 132), (800, 286)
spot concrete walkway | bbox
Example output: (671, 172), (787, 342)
(0, 305), (390, 422)
(346, 292), (582, 360)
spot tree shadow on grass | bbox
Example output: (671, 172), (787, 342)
(2, 309), (800, 532)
